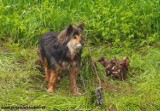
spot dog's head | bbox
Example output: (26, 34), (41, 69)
(119, 56), (130, 68)
(98, 57), (113, 69)
(66, 23), (85, 54)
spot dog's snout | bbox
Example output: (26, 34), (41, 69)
(81, 41), (84, 46)
(76, 43), (82, 47)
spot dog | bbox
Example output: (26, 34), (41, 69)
(98, 56), (129, 80)
(38, 23), (85, 95)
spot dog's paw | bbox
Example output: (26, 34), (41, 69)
(73, 91), (82, 96)
(74, 92), (82, 96)
(47, 88), (54, 93)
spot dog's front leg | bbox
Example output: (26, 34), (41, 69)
(47, 70), (57, 93)
(69, 66), (81, 95)
(47, 66), (62, 93)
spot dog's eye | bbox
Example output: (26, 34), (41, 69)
(73, 36), (77, 39)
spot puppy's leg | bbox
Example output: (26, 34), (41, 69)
(43, 58), (50, 81)
(45, 68), (50, 82)
(35, 48), (44, 71)
(47, 66), (62, 93)
(47, 70), (57, 93)
(69, 67), (81, 95)
(121, 70), (127, 81)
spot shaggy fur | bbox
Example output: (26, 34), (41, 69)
(38, 23), (85, 95)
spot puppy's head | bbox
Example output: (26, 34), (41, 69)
(120, 56), (130, 68)
(66, 23), (85, 54)
(98, 57), (105, 63)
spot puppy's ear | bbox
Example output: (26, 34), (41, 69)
(66, 24), (73, 35)
(125, 57), (130, 67)
(98, 57), (105, 62)
(120, 57), (129, 67)
(78, 22), (85, 30)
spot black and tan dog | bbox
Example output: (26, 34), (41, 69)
(38, 23), (85, 95)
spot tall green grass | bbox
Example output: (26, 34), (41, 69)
(0, 0), (160, 110)
(0, 0), (160, 47)
(0, 41), (160, 110)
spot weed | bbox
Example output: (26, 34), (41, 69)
(0, 42), (160, 110)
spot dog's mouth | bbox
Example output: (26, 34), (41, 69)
(67, 43), (83, 54)
(72, 43), (83, 52)
(75, 43), (83, 49)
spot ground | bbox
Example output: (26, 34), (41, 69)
(0, 41), (160, 111)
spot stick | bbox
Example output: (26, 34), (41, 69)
(86, 44), (101, 87)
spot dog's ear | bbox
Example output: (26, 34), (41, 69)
(78, 23), (85, 30)
(123, 56), (129, 67)
(120, 57), (129, 67)
(98, 57), (105, 62)
(66, 24), (73, 35)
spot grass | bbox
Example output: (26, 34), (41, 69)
(0, 0), (160, 110)
(0, 41), (160, 111)
(0, 0), (160, 46)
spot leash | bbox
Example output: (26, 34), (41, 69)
(87, 46), (101, 87)
(85, 43), (103, 106)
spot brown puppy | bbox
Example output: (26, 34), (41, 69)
(98, 57), (129, 80)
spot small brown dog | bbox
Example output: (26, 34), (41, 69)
(98, 56), (129, 80)
(37, 23), (85, 95)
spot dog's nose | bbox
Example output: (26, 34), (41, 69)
(81, 42), (84, 46)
